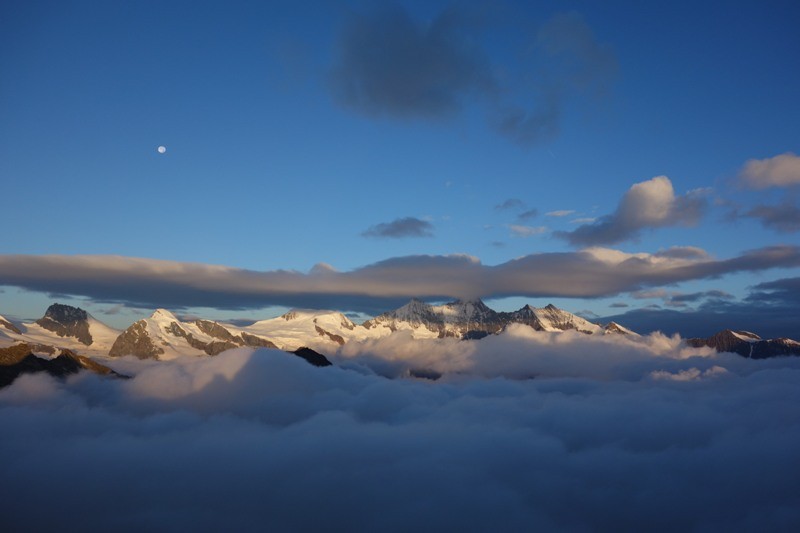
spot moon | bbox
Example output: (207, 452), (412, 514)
(157, 145), (167, 154)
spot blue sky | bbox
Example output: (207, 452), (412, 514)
(1, 0), (799, 334)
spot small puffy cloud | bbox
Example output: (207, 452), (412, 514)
(508, 225), (548, 237)
(743, 202), (800, 233)
(738, 152), (800, 189)
(310, 263), (338, 274)
(557, 176), (707, 246)
(545, 210), (575, 217)
(362, 217), (434, 239)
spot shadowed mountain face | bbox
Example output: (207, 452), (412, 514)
(0, 317), (21, 335)
(35, 303), (93, 346)
(0, 343), (124, 388)
(686, 330), (800, 359)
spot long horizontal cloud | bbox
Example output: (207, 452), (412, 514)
(557, 176), (707, 246)
(1, 245), (799, 313)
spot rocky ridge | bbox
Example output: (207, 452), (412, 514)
(686, 330), (800, 359)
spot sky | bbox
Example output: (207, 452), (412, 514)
(1, 0), (799, 335)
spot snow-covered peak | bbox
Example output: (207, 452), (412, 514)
(150, 308), (179, 323)
(392, 299), (436, 320)
(730, 330), (761, 342)
(432, 299), (494, 322)
(604, 321), (638, 336)
(524, 304), (602, 334)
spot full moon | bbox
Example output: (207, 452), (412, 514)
(157, 145), (166, 154)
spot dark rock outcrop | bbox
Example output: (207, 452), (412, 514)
(0, 343), (125, 388)
(195, 320), (238, 342)
(291, 347), (332, 367)
(240, 332), (278, 349)
(687, 330), (800, 359)
(315, 325), (346, 346)
(109, 320), (165, 359)
(35, 303), (93, 346)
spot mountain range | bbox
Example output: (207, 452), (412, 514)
(1, 300), (798, 363)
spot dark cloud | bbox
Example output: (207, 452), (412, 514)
(517, 209), (539, 221)
(604, 280), (800, 339)
(2, 343), (800, 531)
(329, 4), (493, 119)
(0, 246), (799, 314)
(743, 202), (800, 233)
(653, 246), (710, 260)
(491, 101), (561, 146)
(602, 304), (800, 340)
(492, 12), (617, 147)
(609, 302), (629, 308)
(362, 217), (434, 239)
(746, 276), (800, 307)
(557, 177), (708, 246)
(330, 7), (616, 148)
(669, 290), (733, 304)
(495, 198), (526, 211)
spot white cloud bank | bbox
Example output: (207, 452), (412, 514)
(2, 332), (800, 531)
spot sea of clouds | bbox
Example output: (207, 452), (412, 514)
(2, 328), (800, 531)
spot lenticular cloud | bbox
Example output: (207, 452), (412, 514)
(2, 335), (800, 531)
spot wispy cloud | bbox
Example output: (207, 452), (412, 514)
(556, 176), (708, 246)
(0, 246), (799, 313)
(491, 12), (617, 147)
(545, 210), (575, 217)
(508, 225), (548, 237)
(495, 198), (526, 211)
(362, 217), (434, 239)
(738, 152), (800, 189)
(517, 209), (539, 221)
(742, 202), (800, 233)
